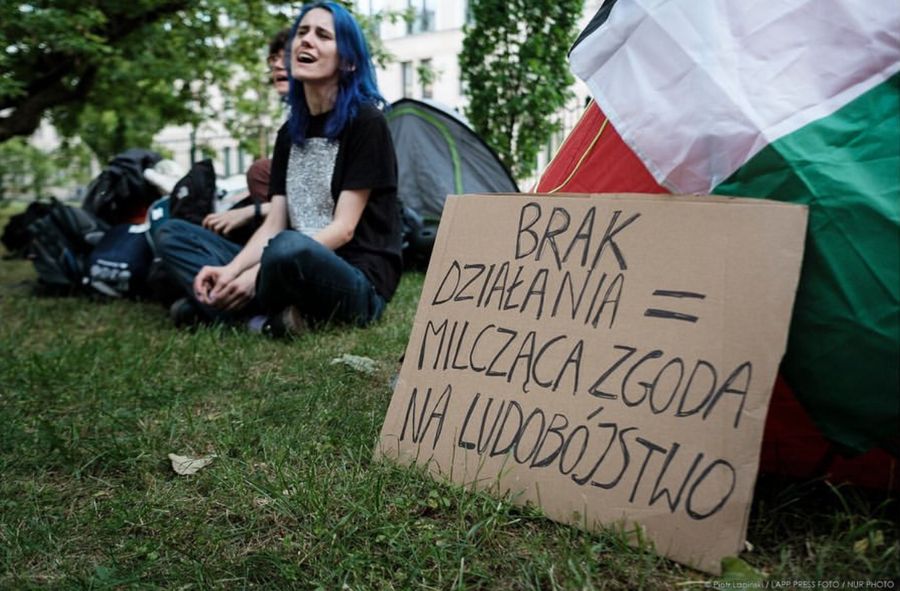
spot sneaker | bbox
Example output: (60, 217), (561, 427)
(262, 306), (308, 339)
(169, 297), (203, 327)
(246, 315), (268, 334)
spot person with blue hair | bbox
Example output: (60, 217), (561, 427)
(153, 2), (402, 336)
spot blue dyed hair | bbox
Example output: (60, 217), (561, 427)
(286, 2), (386, 146)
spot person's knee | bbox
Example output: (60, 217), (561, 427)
(261, 231), (313, 271)
(151, 218), (192, 255)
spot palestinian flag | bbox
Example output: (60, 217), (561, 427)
(551, 0), (900, 455)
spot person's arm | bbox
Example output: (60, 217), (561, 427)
(317, 106), (395, 251)
(193, 195), (288, 308)
(313, 188), (371, 250)
(222, 194), (288, 275)
(202, 202), (272, 236)
(219, 124), (290, 276)
(193, 123), (292, 311)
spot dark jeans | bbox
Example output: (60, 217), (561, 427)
(152, 219), (385, 326)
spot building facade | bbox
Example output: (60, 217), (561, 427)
(360, 0), (469, 109)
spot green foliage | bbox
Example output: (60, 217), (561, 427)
(1, 1), (400, 167)
(0, 222), (898, 587)
(0, 139), (53, 201)
(0, 138), (93, 200)
(416, 59), (441, 92)
(460, 0), (584, 179)
(215, 5), (296, 160)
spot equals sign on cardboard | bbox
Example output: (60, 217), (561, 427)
(644, 289), (706, 323)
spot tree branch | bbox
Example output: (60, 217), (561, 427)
(0, 67), (97, 142)
(0, 0), (190, 142)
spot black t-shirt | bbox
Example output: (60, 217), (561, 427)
(269, 103), (403, 300)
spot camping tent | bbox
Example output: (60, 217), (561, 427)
(538, 0), (899, 486)
(537, 100), (666, 196)
(387, 98), (518, 222)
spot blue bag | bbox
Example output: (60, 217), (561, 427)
(87, 223), (154, 297)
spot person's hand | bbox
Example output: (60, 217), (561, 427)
(202, 207), (254, 236)
(207, 266), (258, 311)
(193, 265), (235, 306)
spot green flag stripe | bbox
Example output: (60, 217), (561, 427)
(715, 73), (900, 453)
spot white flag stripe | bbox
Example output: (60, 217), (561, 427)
(569, 0), (900, 193)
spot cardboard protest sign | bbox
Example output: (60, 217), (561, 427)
(377, 193), (807, 574)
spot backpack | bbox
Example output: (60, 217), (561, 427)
(147, 160), (261, 246)
(26, 199), (108, 292)
(144, 160), (217, 257)
(82, 148), (163, 225)
(168, 159), (217, 225)
(86, 224), (155, 298)
(401, 206), (437, 270)
(1, 201), (52, 257)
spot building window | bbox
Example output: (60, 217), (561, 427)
(406, 0), (436, 34)
(401, 61), (414, 97)
(420, 58), (434, 99)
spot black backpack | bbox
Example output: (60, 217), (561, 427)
(1, 200), (52, 258)
(26, 199), (108, 292)
(401, 206), (437, 270)
(81, 148), (162, 225)
(168, 159), (217, 225)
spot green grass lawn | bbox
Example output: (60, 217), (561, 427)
(0, 201), (897, 589)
